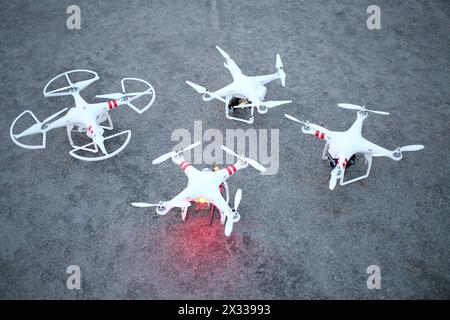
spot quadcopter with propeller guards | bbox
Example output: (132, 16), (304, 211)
(186, 45), (291, 124)
(131, 141), (266, 236)
(10, 69), (155, 161)
(285, 103), (424, 190)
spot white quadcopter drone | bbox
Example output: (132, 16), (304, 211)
(186, 46), (291, 124)
(131, 141), (266, 236)
(10, 69), (155, 161)
(285, 103), (424, 190)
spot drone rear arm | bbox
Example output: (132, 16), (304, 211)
(170, 154), (199, 177)
(359, 138), (394, 159)
(252, 73), (279, 86)
(156, 187), (195, 216)
(340, 155), (373, 186)
(217, 161), (248, 182)
(102, 99), (120, 111)
(302, 123), (333, 142)
(12, 109), (70, 140)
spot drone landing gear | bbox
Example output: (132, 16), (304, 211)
(340, 155), (373, 186)
(225, 97), (255, 124)
(98, 113), (114, 130)
(181, 206), (188, 221)
(66, 125), (98, 153)
(323, 144), (358, 169)
(209, 205), (217, 226)
(328, 154), (356, 169)
(209, 181), (230, 226)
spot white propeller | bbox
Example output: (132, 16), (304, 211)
(131, 200), (191, 208)
(224, 214), (233, 236)
(395, 145), (424, 152)
(225, 189), (242, 237)
(185, 81), (227, 103)
(329, 171), (338, 190)
(284, 113), (309, 126)
(221, 145), (266, 172)
(216, 45), (230, 59)
(276, 54), (286, 87)
(337, 103), (389, 115)
(96, 91), (147, 100)
(329, 166), (344, 190)
(234, 189), (242, 210)
(373, 145), (424, 157)
(43, 107), (69, 123)
(185, 81), (207, 94)
(96, 93), (125, 100)
(285, 113), (326, 133)
(234, 100), (292, 110)
(152, 141), (202, 165)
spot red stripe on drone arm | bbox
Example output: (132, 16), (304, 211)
(337, 158), (348, 167)
(226, 167), (233, 176)
(315, 130), (319, 137)
(320, 132), (325, 139)
(113, 100), (118, 108)
(181, 161), (191, 171)
(231, 165), (237, 173)
(107, 101), (113, 110)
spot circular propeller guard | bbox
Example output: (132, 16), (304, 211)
(68, 130), (131, 162)
(43, 69), (99, 97)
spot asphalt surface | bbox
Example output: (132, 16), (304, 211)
(0, 0), (449, 299)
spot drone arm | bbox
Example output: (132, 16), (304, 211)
(13, 110), (70, 140)
(210, 192), (232, 215)
(209, 84), (237, 103)
(252, 53), (286, 86)
(252, 73), (279, 86)
(97, 98), (137, 114)
(157, 187), (194, 216)
(215, 46), (242, 79)
(96, 78), (156, 114)
(223, 59), (242, 79)
(218, 161), (249, 182)
(171, 154), (198, 177)
(101, 99), (121, 112)
(360, 139), (398, 160)
(302, 123), (333, 142)
(43, 114), (73, 132)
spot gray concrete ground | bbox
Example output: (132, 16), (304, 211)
(0, 0), (449, 299)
